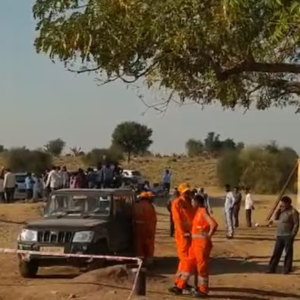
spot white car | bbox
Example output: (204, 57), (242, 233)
(121, 170), (145, 185)
(14, 173), (27, 200)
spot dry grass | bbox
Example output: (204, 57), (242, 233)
(0, 154), (218, 189)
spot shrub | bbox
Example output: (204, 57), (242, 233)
(4, 148), (52, 174)
(217, 145), (298, 194)
(217, 150), (242, 188)
(44, 138), (66, 156)
(83, 148), (123, 166)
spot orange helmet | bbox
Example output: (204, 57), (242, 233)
(139, 191), (150, 198)
(178, 183), (190, 195)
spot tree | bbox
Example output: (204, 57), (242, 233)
(32, 0), (300, 111)
(70, 146), (84, 156)
(44, 138), (66, 156)
(186, 139), (204, 157)
(204, 132), (222, 155)
(83, 148), (123, 166)
(4, 148), (52, 174)
(112, 121), (153, 162)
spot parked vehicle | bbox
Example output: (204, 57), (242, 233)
(17, 188), (136, 278)
(121, 170), (145, 187)
(15, 173), (27, 200)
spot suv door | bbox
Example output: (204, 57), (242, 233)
(109, 194), (134, 254)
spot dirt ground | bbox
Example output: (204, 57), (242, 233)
(0, 193), (299, 300)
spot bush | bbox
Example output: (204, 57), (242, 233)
(83, 148), (123, 166)
(217, 150), (242, 188)
(217, 145), (298, 194)
(44, 138), (66, 156)
(4, 148), (53, 174)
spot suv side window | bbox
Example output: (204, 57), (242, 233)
(114, 195), (134, 217)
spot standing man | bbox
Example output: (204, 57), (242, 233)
(133, 191), (157, 266)
(167, 187), (179, 237)
(169, 183), (195, 292)
(60, 166), (70, 188)
(233, 186), (242, 228)
(25, 172), (34, 199)
(3, 168), (16, 203)
(46, 166), (62, 192)
(162, 168), (172, 193)
(245, 187), (254, 227)
(199, 187), (212, 214)
(267, 196), (299, 274)
(224, 184), (235, 239)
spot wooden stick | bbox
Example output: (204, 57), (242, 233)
(265, 161), (298, 221)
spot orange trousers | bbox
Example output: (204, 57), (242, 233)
(174, 236), (191, 283)
(177, 239), (212, 294)
(135, 228), (155, 259)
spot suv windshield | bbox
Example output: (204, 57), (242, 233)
(15, 175), (26, 183)
(46, 194), (111, 216)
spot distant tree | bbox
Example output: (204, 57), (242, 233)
(4, 148), (52, 174)
(186, 139), (204, 157)
(221, 138), (236, 151)
(44, 138), (65, 156)
(70, 146), (84, 157)
(83, 148), (123, 166)
(112, 121), (153, 162)
(0, 145), (5, 153)
(236, 142), (245, 150)
(204, 132), (222, 155)
(265, 140), (280, 154)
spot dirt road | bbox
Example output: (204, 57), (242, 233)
(0, 195), (299, 300)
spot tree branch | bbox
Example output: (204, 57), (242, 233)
(216, 61), (300, 80)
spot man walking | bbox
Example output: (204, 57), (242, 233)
(245, 187), (254, 227)
(233, 187), (242, 228)
(3, 168), (16, 203)
(224, 184), (235, 239)
(267, 196), (299, 274)
(46, 166), (62, 192)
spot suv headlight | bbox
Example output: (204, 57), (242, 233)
(18, 229), (38, 242)
(73, 231), (94, 243)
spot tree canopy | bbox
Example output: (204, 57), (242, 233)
(44, 138), (66, 156)
(112, 121), (153, 162)
(33, 0), (300, 110)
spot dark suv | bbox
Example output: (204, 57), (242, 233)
(17, 188), (136, 278)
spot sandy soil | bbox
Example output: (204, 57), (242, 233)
(0, 194), (299, 300)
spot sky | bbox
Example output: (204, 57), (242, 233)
(0, 1), (300, 154)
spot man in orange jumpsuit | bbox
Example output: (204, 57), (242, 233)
(170, 194), (218, 297)
(133, 191), (157, 266)
(169, 183), (196, 292)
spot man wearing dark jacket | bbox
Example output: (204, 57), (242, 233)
(267, 196), (299, 274)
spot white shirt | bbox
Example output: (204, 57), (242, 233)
(60, 171), (69, 187)
(224, 191), (235, 210)
(3, 172), (16, 188)
(46, 170), (62, 189)
(245, 193), (254, 210)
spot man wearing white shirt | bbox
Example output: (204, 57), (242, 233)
(46, 166), (62, 191)
(245, 187), (254, 227)
(3, 168), (16, 203)
(224, 184), (235, 239)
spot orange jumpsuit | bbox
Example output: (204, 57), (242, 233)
(177, 207), (218, 294)
(133, 199), (157, 259)
(171, 196), (196, 284)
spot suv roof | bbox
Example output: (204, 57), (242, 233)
(51, 188), (135, 196)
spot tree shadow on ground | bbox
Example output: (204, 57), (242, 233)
(153, 256), (270, 276)
(211, 257), (267, 275)
(210, 287), (300, 299)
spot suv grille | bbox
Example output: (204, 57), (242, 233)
(37, 231), (73, 243)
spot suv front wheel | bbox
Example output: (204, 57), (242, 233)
(19, 260), (39, 278)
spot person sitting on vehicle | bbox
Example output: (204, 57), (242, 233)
(133, 191), (157, 266)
